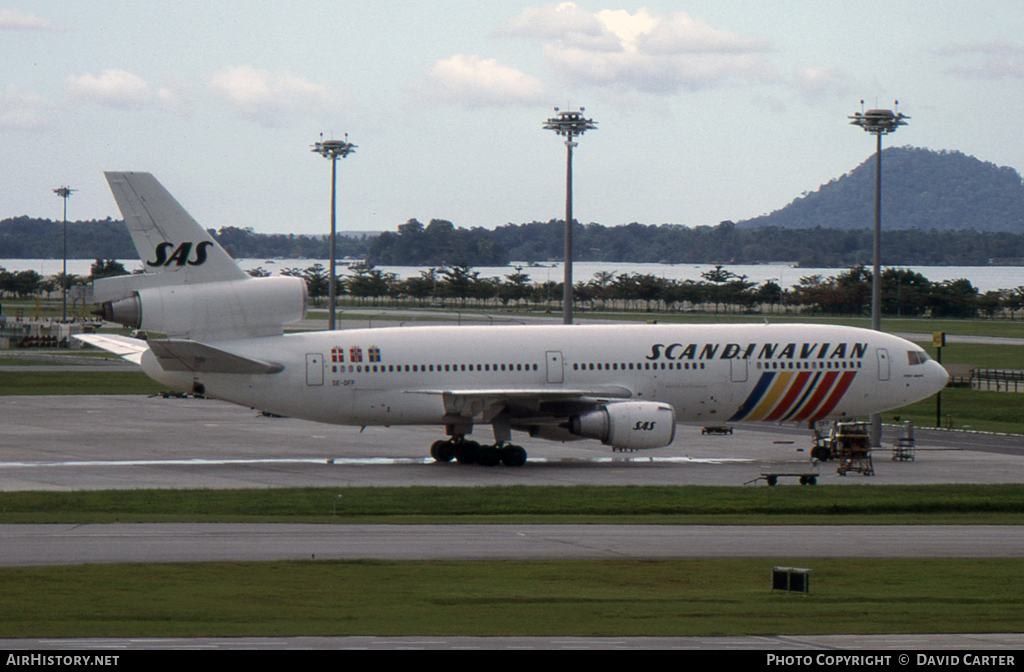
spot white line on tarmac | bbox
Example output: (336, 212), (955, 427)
(0, 456), (754, 468)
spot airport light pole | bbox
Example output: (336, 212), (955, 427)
(53, 186), (76, 322)
(849, 101), (909, 446)
(312, 134), (356, 331)
(544, 107), (596, 325)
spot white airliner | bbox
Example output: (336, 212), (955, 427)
(77, 172), (949, 467)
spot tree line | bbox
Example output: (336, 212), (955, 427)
(268, 262), (1024, 320)
(4, 217), (1024, 268)
(3, 258), (1020, 320)
(0, 259), (131, 299)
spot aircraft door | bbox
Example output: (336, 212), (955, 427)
(730, 357), (748, 383)
(306, 353), (324, 386)
(876, 348), (890, 381)
(546, 351), (564, 384)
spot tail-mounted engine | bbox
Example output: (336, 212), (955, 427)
(97, 276), (307, 341)
(569, 401), (677, 450)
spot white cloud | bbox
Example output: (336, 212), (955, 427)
(421, 54), (546, 107)
(792, 66), (855, 104)
(208, 66), (344, 127)
(937, 42), (1024, 80)
(634, 11), (769, 55)
(502, 3), (778, 94)
(66, 70), (156, 110)
(0, 9), (54, 30)
(0, 85), (52, 130)
(500, 2), (619, 52)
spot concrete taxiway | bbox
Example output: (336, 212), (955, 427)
(2, 523), (1023, 567)
(1, 393), (1022, 650)
(1, 394), (1021, 491)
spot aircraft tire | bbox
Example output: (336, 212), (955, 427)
(500, 445), (528, 467)
(431, 440), (454, 463)
(455, 441), (480, 465)
(476, 444), (501, 467)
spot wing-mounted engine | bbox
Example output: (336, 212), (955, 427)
(97, 275), (307, 341)
(568, 401), (677, 450)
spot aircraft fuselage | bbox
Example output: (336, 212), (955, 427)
(141, 322), (947, 438)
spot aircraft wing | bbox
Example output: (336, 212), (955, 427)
(72, 333), (150, 365)
(146, 340), (283, 375)
(406, 386), (633, 424)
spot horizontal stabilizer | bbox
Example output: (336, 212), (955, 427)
(147, 340), (283, 374)
(72, 333), (150, 365)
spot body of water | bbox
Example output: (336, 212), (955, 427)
(3, 258), (1022, 293)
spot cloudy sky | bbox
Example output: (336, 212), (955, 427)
(3, 1), (1023, 237)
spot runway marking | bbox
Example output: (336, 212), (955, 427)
(0, 456), (753, 468)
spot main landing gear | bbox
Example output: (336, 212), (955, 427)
(430, 438), (528, 467)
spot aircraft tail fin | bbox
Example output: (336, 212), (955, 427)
(104, 172), (247, 285)
(92, 172), (307, 342)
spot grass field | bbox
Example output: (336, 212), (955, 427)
(2, 558), (1022, 638)
(0, 370), (164, 395)
(918, 342), (1024, 370)
(890, 388), (1023, 433)
(572, 311), (1024, 339)
(2, 485), (1023, 638)
(2, 485), (1023, 525)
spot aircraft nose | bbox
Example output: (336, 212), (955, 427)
(926, 360), (949, 396)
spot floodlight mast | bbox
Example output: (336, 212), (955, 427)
(849, 102), (909, 332)
(311, 134), (357, 331)
(849, 101), (909, 447)
(53, 186), (76, 322)
(544, 107), (597, 325)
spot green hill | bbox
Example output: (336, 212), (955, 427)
(741, 147), (1024, 232)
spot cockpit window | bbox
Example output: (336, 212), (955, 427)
(907, 351), (929, 365)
